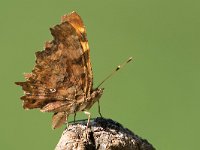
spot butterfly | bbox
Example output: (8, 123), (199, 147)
(15, 11), (104, 129)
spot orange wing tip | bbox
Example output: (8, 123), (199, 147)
(61, 11), (78, 22)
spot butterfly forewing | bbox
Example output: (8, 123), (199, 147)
(16, 12), (95, 128)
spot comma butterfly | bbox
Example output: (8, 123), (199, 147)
(16, 11), (132, 129)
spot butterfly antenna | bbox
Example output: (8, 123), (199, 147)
(96, 57), (133, 89)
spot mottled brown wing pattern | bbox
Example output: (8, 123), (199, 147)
(15, 12), (92, 126)
(62, 12), (93, 97)
(16, 12), (104, 129)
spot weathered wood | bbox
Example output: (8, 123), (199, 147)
(55, 117), (155, 150)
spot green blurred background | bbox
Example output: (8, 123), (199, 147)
(1, 0), (199, 149)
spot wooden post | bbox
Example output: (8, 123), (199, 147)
(55, 117), (155, 150)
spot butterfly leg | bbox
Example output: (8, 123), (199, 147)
(98, 100), (103, 117)
(84, 111), (91, 128)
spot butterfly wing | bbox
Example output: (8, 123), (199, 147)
(62, 12), (93, 96)
(16, 12), (93, 111)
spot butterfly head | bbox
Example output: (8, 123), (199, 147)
(90, 88), (104, 102)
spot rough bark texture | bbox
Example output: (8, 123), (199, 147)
(55, 117), (155, 150)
